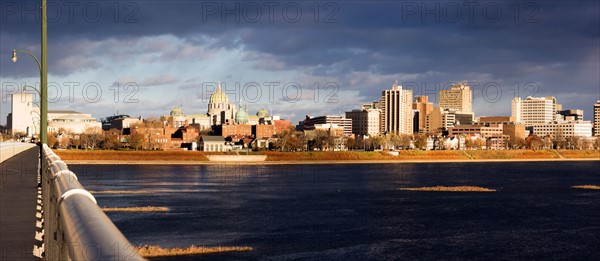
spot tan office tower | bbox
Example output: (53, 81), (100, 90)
(413, 96), (434, 132)
(381, 81), (413, 135)
(439, 83), (472, 113)
(594, 100), (600, 136)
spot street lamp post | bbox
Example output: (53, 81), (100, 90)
(11, 0), (47, 187)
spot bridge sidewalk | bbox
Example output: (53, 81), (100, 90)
(0, 146), (40, 261)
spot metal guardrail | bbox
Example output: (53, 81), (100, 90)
(42, 144), (145, 261)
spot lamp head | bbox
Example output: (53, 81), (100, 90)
(11, 50), (17, 63)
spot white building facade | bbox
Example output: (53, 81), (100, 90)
(512, 96), (560, 126)
(530, 121), (593, 138)
(8, 93), (39, 137)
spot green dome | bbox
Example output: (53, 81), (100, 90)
(256, 108), (270, 118)
(235, 107), (248, 124)
(170, 107), (183, 117)
(209, 83), (229, 104)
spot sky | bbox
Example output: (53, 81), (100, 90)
(1, 0), (599, 125)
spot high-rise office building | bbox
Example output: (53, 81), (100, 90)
(439, 83), (472, 113)
(511, 96), (560, 126)
(345, 109), (381, 136)
(413, 96), (434, 133)
(594, 100), (600, 136)
(381, 81), (413, 135)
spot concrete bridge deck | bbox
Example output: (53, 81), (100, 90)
(1, 145), (40, 260)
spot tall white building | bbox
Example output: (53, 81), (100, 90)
(439, 83), (472, 113)
(512, 96), (561, 126)
(381, 81), (413, 135)
(594, 100), (600, 136)
(7, 93), (39, 137)
(345, 109), (381, 136)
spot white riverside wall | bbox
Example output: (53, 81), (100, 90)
(206, 155), (267, 162)
(0, 143), (36, 163)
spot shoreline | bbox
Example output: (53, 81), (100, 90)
(63, 158), (600, 165)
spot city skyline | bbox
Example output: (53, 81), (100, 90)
(1, 1), (599, 124)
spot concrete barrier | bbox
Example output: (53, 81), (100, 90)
(206, 155), (267, 162)
(0, 142), (36, 163)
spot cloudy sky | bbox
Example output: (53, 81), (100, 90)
(1, 0), (599, 124)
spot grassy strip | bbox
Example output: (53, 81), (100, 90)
(55, 150), (210, 161)
(136, 245), (253, 258)
(101, 206), (170, 212)
(466, 150), (559, 159)
(399, 186), (496, 192)
(571, 185), (600, 190)
(262, 151), (400, 161)
(55, 149), (599, 162)
(558, 150), (600, 159)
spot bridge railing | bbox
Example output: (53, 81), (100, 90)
(42, 144), (145, 261)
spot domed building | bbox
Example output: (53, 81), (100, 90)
(170, 107), (183, 117)
(235, 106), (249, 124)
(207, 82), (236, 125)
(169, 106), (186, 127)
(256, 108), (270, 119)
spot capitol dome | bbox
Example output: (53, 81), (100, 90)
(235, 106), (248, 124)
(170, 106), (183, 117)
(256, 108), (270, 119)
(209, 83), (229, 104)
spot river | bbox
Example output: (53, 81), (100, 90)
(70, 161), (600, 260)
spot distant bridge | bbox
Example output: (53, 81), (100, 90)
(1, 143), (144, 260)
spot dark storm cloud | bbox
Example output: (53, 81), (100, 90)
(1, 0), (598, 118)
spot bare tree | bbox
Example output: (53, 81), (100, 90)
(47, 133), (58, 148)
(400, 134), (412, 150)
(527, 135), (544, 151)
(83, 127), (103, 150)
(58, 134), (70, 149)
(102, 128), (122, 150)
(70, 135), (81, 149)
(413, 134), (428, 150)
(128, 132), (145, 150)
(313, 130), (334, 151)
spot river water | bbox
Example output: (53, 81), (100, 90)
(70, 161), (600, 260)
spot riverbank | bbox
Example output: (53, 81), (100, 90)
(55, 149), (599, 164)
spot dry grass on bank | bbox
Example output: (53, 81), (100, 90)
(399, 186), (496, 192)
(262, 151), (399, 161)
(101, 206), (170, 212)
(397, 150), (466, 160)
(571, 185), (600, 190)
(55, 149), (599, 162)
(55, 150), (210, 161)
(136, 245), (253, 258)
(558, 150), (600, 159)
(467, 150), (559, 159)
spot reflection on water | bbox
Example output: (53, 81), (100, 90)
(70, 161), (600, 260)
